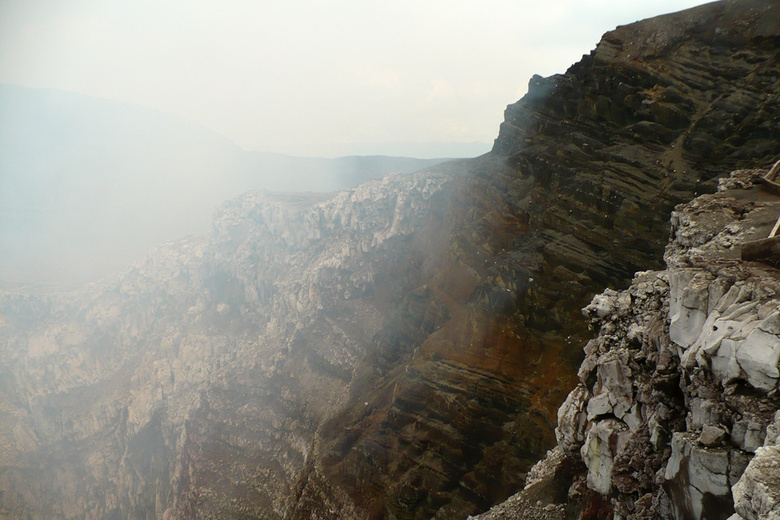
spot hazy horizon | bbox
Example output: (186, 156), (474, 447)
(1, 1), (713, 158)
(1, 82), (491, 160)
(0, 0), (718, 287)
(0, 83), (457, 288)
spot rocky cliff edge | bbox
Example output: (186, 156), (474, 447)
(472, 167), (780, 519)
(1, 1), (779, 518)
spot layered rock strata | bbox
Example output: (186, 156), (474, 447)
(1, 1), (779, 519)
(472, 169), (780, 520)
(492, 0), (780, 290)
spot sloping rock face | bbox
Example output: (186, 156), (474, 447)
(1, 1), (779, 519)
(492, 0), (780, 290)
(0, 172), (457, 519)
(472, 169), (780, 520)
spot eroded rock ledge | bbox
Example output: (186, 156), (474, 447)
(1, 1), (778, 518)
(472, 169), (780, 520)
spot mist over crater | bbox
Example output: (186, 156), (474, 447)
(0, 1), (779, 519)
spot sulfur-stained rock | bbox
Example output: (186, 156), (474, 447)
(581, 419), (630, 495)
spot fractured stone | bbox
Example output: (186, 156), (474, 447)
(555, 384), (590, 457)
(581, 419), (630, 495)
(735, 325), (780, 392)
(732, 415), (768, 454)
(699, 425), (727, 447)
(733, 445), (780, 520)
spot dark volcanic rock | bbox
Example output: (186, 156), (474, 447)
(493, 0), (780, 289)
(472, 167), (780, 520)
(0, 2), (778, 520)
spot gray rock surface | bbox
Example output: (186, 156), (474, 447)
(700, 425), (728, 447)
(733, 445), (780, 520)
(0, 171), (459, 519)
(473, 166), (780, 520)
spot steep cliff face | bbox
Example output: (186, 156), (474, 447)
(0, 171), (462, 519)
(472, 168), (780, 520)
(1, 2), (779, 519)
(308, 3), (779, 516)
(492, 0), (779, 290)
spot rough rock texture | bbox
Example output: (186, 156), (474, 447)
(733, 443), (780, 520)
(1, 1), (779, 519)
(493, 0), (780, 289)
(473, 168), (780, 520)
(0, 164), (577, 520)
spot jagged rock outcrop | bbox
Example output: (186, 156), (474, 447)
(492, 0), (780, 289)
(472, 168), (780, 520)
(0, 171), (463, 519)
(1, 1), (779, 519)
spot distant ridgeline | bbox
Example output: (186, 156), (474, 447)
(0, 1), (778, 520)
(0, 84), (447, 288)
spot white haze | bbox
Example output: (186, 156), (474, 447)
(0, 85), (447, 288)
(1, 0), (713, 157)
(0, 1), (714, 288)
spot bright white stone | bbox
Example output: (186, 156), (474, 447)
(735, 325), (780, 392)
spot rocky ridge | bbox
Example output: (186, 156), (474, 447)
(0, 170), (460, 518)
(492, 0), (780, 292)
(472, 168), (780, 519)
(1, 1), (779, 519)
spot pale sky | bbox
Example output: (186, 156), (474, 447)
(0, 0), (713, 157)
